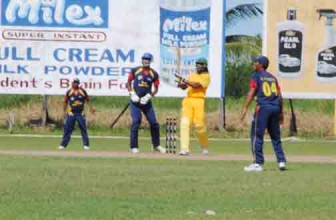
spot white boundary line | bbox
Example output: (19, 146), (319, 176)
(0, 134), (335, 143)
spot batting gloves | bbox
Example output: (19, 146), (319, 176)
(174, 73), (186, 84)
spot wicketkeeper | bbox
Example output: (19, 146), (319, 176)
(175, 58), (210, 155)
(127, 53), (165, 154)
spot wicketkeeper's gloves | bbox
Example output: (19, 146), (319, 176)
(140, 93), (152, 105)
(130, 91), (140, 103)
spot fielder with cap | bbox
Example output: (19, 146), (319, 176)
(127, 53), (165, 154)
(241, 56), (287, 172)
(59, 78), (95, 150)
(175, 58), (210, 156)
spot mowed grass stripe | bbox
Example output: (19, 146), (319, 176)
(0, 136), (336, 156)
(0, 150), (336, 164)
(0, 156), (336, 220)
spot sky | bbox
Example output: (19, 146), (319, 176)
(226, 0), (263, 36)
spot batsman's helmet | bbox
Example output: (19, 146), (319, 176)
(255, 56), (269, 69)
(141, 53), (153, 62)
(196, 58), (208, 66)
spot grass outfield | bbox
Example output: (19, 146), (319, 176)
(0, 136), (336, 219)
(1, 135), (336, 156)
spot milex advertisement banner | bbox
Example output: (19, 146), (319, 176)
(0, 0), (225, 97)
(265, 0), (336, 98)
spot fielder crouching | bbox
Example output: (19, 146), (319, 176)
(127, 53), (166, 154)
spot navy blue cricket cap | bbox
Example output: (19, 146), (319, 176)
(255, 56), (269, 69)
(73, 78), (80, 83)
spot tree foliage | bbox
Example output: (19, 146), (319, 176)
(225, 35), (262, 97)
(226, 3), (263, 28)
(224, 3), (263, 97)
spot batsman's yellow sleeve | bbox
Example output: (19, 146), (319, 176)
(187, 72), (210, 98)
(199, 74), (210, 88)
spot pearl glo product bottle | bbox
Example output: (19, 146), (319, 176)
(160, 0), (211, 86)
(316, 9), (336, 82)
(277, 8), (304, 78)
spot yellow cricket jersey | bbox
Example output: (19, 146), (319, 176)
(186, 71), (210, 98)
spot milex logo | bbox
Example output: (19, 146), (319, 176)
(1, 0), (108, 28)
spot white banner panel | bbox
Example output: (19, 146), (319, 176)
(0, 0), (224, 97)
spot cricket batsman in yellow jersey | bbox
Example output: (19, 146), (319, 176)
(175, 58), (210, 156)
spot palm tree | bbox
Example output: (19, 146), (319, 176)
(225, 3), (264, 65)
(226, 3), (263, 28)
(225, 3), (263, 97)
(226, 35), (262, 65)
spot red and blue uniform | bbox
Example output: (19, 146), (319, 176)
(129, 66), (160, 98)
(60, 88), (90, 147)
(250, 71), (286, 165)
(128, 67), (160, 149)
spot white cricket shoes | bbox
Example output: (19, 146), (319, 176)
(278, 162), (287, 171)
(83, 146), (90, 150)
(154, 146), (166, 154)
(202, 148), (209, 155)
(244, 163), (263, 172)
(130, 148), (140, 154)
(58, 145), (65, 150)
(179, 150), (190, 156)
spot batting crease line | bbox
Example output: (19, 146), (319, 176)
(0, 134), (334, 143)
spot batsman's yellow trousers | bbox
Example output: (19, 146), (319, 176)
(180, 97), (209, 152)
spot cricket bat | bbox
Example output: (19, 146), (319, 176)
(176, 47), (181, 75)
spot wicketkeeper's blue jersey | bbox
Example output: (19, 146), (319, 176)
(128, 66), (160, 98)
